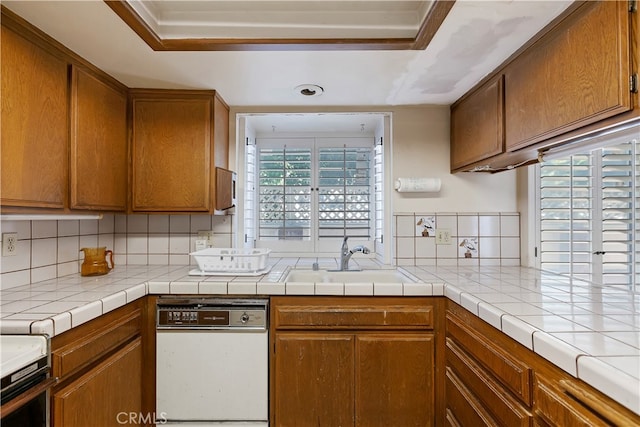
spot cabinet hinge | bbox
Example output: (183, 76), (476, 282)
(630, 0), (637, 13)
(631, 74), (638, 93)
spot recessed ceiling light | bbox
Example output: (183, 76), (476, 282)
(295, 84), (324, 97)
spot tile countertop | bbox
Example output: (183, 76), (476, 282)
(0, 257), (638, 415)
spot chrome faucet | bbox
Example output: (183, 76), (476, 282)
(339, 236), (370, 271)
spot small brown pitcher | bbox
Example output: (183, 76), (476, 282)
(80, 247), (114, 276)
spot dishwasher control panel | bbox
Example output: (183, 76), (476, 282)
(156, 298), (267, 330)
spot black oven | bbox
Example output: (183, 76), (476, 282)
(1, 337), (53, 427)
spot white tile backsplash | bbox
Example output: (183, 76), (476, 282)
(393, 213), (520, 266)
(458, 215), (479, 236)
(170, 216), (190, 233)
(149, 215), (170, 233)
(32, 221), (57, 239)
(32, 238), (57, 268)
(396, 215), (415, 237)
(58, 220), (80, 237)
(127, 215), (148, 233)
(3, 213), (237, 286)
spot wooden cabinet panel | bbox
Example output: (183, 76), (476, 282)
(446, 311), (533, 405)
(450, 75), (504, 171)
(273, 333), (355, 426)
(446, 338), (531, 427)
(356, 333), (434, 426)
(70, 66), (127, 211)
(215, 167), (235, 211)
(445, 368), (497, 427)
(505, 1), (632, 151)
(273, 296), (434, 329)
(1, 25), (68, 208)
(131, 93), (212, 212)
(130, 90), (230, 213)
(213, 94), (229, 170)
(534, 377), (608, 427)
(52, 308), (141, 379)
(52, 338), (142, 427)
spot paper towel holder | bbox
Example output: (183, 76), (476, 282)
(394, 177), (441, 193)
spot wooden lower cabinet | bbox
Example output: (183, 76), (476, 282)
(50, 299), (152, 427)
(271, 296), (441, 427)
(446, 301), (640, 427)
(274, 333), (355, 426)
(52, 338), (142, 427)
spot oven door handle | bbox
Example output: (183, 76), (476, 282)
(0, 377), (58, 419)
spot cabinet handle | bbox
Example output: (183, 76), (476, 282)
(559, 379), (627, 425)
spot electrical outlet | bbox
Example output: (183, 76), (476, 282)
(2, 233), (18, 256)
(197, 230), (215, 248)
(435, 229), (451, 245)
(198, 230), (214, 240)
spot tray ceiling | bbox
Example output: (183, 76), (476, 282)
(105, 0), (453, 50)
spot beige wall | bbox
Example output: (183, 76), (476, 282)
(230, 105), (519, 214)
(390, 105), (517, 213)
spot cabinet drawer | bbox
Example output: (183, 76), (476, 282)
(447, 311), (532, 405)
(273, 298), (434, 330)
(52, 308), (141, 379)
(534, 377), (610, 427)
(445, 367), (497, 427)
(446, 338), (532, 427)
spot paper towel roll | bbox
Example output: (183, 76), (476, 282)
(394, 177), (441, 193)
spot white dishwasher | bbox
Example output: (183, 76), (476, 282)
(156, 298), (269, 426)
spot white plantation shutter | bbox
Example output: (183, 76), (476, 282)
(317, 147), (372, 238)
(600, 143), (639, 286)
(254, 138), (375, 253)
(538, 139), (640, 288)
(540, 155), (593, 281)
(257, 147), (312, 241)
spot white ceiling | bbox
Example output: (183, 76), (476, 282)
(3, 0), (573, 132)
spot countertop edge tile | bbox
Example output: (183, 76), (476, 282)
(30, 319), (53, 336)
(533, 330), (583, 376)
(501, 314), (538, 350)
(477, 302), (505, 330)
(402, 282), (432, 296)
(69, 300), (103, 328)
(577, 355), (640, 415)
(459, 292), (482, 316)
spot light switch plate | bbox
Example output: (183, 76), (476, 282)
(435, 229), (451, 245)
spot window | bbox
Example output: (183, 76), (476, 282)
(537, 139), (640, 288)
(249, 137), (376, 254)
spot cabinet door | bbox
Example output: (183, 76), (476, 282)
(355, 333), (435, 427)
(52, 338), (142, 427)
(273, 332), (355, 427)
(505, 1), (631, 151)
(1, 26), (68, 209)
(131, 95), (212, 212)
(70, 66), (127, 211)
(450, 75), (504, 171)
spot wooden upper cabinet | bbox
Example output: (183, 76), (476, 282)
(450, 75), (504, 171)
(70, 66), (127, 211)
(130, 90), (229, 213)
(505, 1), (632, 151)
(1, 25), (68, 209)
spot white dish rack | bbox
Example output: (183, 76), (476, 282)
(190, 248), (271, 275)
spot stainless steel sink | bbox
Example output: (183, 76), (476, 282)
(283, 269), (416, 283)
